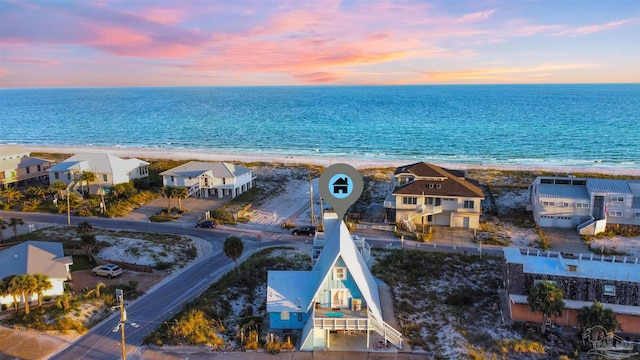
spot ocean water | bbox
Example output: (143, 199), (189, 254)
(1, 84), (639, 168)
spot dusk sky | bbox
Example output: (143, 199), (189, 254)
(1, 0), (639, 88)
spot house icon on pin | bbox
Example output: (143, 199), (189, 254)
(332, 177), (349, 194)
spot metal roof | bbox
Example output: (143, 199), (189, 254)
(586, 178), (632, 194)
(537, 184), (590, 200)
(48, 153), (148, 174)
(504, 247), (640, 283)
(159, 161), (251, 178)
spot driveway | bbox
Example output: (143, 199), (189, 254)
(541, 227), (589, 254)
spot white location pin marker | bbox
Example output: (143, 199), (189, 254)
(319, 163), (363, 222)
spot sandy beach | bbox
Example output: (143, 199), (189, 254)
(24, 145), (640, 176)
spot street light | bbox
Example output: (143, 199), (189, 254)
(66, 182), (72, 228)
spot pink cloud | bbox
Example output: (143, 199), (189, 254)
(4, 57), (59, 65)
(550, 19), (635, 36)
(454, 9), (497, 23)
(138, 8), (187, 25)
(426, 63), (598, 81)
(293, 71), (341, 83)
(0, 67), (8, 76)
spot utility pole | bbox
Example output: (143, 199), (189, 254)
(66, 182), (72, 228)
(309, 175), (315, 227)
(115, 289), (127, 360)
(319, 197), (324, 230)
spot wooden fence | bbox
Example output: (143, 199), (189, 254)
(96, 258), (153, 273)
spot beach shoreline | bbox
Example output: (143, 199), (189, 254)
(24, 145), (640, 176)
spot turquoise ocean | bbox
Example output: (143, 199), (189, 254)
(1, 84), (639, 168)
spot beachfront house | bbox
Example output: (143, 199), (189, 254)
(0, 241), (73, 309)
(503, 247), (640, 334)
(47, 153), (149, 194)
(383, 162), (485, 230)
(527, 176), (640, 235)
(159, 161), (254, 199)
(267, 212), (403, 351)
(0, 146), (52, 189)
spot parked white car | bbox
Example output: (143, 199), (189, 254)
(92, 264), (123, 278)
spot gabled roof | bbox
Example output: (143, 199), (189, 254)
(0, 241), (72, 280)
(393, 162), (484, 198)
(159, 161), (251, 178)
(48, 153), (148, 174)
(309, 213), (383, 319)
(266, 213), (383, 320)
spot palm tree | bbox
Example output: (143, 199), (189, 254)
(223, 235), (244, 274)
(80, 171), (97, 195)
(0, 187), (23, 206)
(528, 281), (565, 333)
(50, 181), (67, 200)
(173, 187), (189, 212)
(578, 301), (620, 333)
(160, 186), (175, 211)
(25, 186), (47, 200)
(76, 221), (94, 234)
(32, 274), (52, 308)
(86, 282), (106, 299)
(8, 217), (24, 239)
(2, 275), (19, 310)
(10, 274), (37, 314)
(80, 233), (97, 262)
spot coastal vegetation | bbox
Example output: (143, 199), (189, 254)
(144, 247), (310, 350)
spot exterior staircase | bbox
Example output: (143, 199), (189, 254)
(368, 308), (403, 349)
(187, 182), (200, 197)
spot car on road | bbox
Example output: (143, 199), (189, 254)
(196, 220), (217, 229)
(291, 226), (316, 236)
(92, 264), (123, 279)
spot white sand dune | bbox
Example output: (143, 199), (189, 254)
(25, 145), (640, 176)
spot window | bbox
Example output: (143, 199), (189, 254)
(222, 178), (226, 184)
(463, 200), (474, 209)
(567, 265), (577, 272)
(37, 165), (41, 171)
(557, 202), (569, 208)
(443, 198), (455, 201)
(103, 174), (108, 182)
(281, 311), (290, 320)
(576, 203), (589, 209)
(436, 184), (441, 189)
(609, 211), (623, 217)
(542, 201), (555, 206)
(171, 176), (174, 182)
(603, 285), (616, 296)
(636, 212), (640, 219)
(334, 267), (347, 280)
(54, 172), (59, 180)
(402, 197), (417, 205)
(67, 173), (71, 180)
(610, 196), (624, 202)
(26, 167), (30, 174)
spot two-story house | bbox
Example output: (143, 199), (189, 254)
(503, 247), (640, 334)
(159, 161), (254, 199)
(47, 153), (149, 193)
(267, 212), (403, 351)
(383, 162), (484, 230)
(0, 146), (52, 188)
(527, 176), (640, 234)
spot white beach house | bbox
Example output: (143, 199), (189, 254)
(159, 161), (254, 199)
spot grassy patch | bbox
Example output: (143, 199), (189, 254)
(144, 247), (310, 347)
(70, 255), (96, 271)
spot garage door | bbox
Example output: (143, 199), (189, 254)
(555, 216), (573, 228)
(538, 215), (554, 227)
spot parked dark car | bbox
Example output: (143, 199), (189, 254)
(291, 226), (316, 236)
(196, 220), (217, 229)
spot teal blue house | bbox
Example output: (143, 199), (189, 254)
(266, 213), (402, 351)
